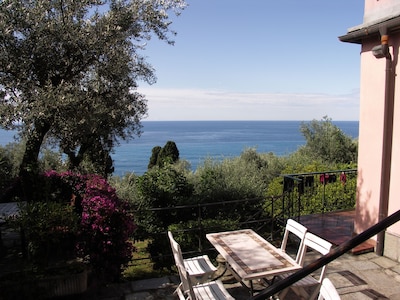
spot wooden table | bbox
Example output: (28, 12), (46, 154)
(206, 229), (302, 293)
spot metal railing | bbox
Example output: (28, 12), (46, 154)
(281, 169), (357, 219)
(131, 169), (357, 267)
(250, 209), (400, 299)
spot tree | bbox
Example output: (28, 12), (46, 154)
(134, 164), (193, 239)
(148, 140), (179, 169)
(298, 116), (358, 164)
(148, 146), (162, 169)
(0, 0), (186, 197)
(160, 140), (180, 163)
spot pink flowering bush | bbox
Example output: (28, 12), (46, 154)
(44, 171), (136, 281)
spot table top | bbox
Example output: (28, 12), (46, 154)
(206, 229), (301, 281)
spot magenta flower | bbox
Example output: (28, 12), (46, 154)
(44, 171), (136, 281)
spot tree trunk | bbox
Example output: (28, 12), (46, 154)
(18, 120), (51, 201)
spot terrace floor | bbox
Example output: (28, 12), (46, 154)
(299, 209), (376, 254)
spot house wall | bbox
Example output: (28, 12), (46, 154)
(385, 33), (400, 261)
(364, 0), (400, 24)
(355, 0), (400, 261)
(355, 38), (385, 235)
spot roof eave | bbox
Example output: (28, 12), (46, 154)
(339, 16), (400, 44)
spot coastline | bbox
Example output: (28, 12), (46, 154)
(0, 120), (359, 176)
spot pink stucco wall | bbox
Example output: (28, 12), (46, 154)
(355, 38), (385, 236)
(387, 34), (400, 237)
(355, 27), (400, 239)
(364, 0), (400, 24)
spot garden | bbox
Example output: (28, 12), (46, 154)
(0, 171), (136, 299)
(0, 118), (358, 299)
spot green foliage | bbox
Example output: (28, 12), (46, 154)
(110, 172), (140, 204)
(298, 116), (358, 164)
(7, 171), (137, 282)
(265, 161), (357, 218)
(1, 117), (359, 277)
(0, 146), (15, 192)
(0, 142), (25, 178)
(0, 141), (70, 202)
(39, 148), (66, 172)
(160, 141), (180, 163)
(0, 0), (186, 185)
(300, 170), (357, 214)
(52, 136), (359, 276)
(44, 171), (137, 282)
(169, 218), (239, 253)
(148, 146), (162, 169)
(8, 201), (79, 267)
(123, 239), (171, 280)
(148, 218), (239, 270)
(148, 141), (180, 169)
(134, 165), (193, 239)
(193, 148), (272, 203)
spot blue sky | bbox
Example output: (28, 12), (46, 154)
(138, 0), (365, 121)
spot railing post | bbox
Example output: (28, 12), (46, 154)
(198, 203), (202, 252)
(270, 196), (274, 241)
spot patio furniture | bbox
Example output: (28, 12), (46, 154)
(169, 231), (234, 300)
(206, 229), (302, 295)
(278, 218), (308, 264)
(317, 278), (341, 300)
(168, 231), (217, 283)
(277, 232), (333, 300)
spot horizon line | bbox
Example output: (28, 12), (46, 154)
(142, 119), (360, 122)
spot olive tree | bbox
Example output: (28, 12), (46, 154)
(0, 0), (186, 198)
(298, 116), (358, 164)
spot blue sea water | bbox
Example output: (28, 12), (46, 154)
(0, 121), (359, 176)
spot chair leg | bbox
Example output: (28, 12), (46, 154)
(277, 287), (289, 299)
(290, 285), (319, 300)
(297, 287), (310, 299)
(308, 284), (321, 300)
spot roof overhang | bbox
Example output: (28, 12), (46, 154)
(339, 15), (400, 44)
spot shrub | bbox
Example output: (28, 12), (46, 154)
(44, 171), (136, 282)
(8, 201), (79, 267)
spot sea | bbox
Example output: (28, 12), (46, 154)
(0, 120), (359, 176)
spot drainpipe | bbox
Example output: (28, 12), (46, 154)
(372, 28), (395, 256)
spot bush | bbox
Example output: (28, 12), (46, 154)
(134, 165), (193, 240)
(43, 171), (136, 282)
(8, 201), (79, 266)
(169, 218), (239, 253)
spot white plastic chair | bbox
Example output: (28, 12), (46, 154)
(168, 231), (217, 283)
(168, 231), (234, 300)
(278, 232), (332, 300)
(176, 266), (235, 300)
(279, 218), (308, 264)
(318, 278), (341, 300)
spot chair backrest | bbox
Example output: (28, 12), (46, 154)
(280, 218), (308, 263)
(318, 278), (341, 300)
(301, 232), (332, 282)
(168, 231), (196, 299)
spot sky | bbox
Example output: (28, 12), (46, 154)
(137, 0), (365, 121)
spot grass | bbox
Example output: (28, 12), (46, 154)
(122, 239), (173, 281)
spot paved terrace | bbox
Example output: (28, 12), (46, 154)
(72, 251), (400, 299)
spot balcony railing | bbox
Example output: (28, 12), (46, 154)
(251, 209), (400, 299)
(132, 169), (357, 266)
